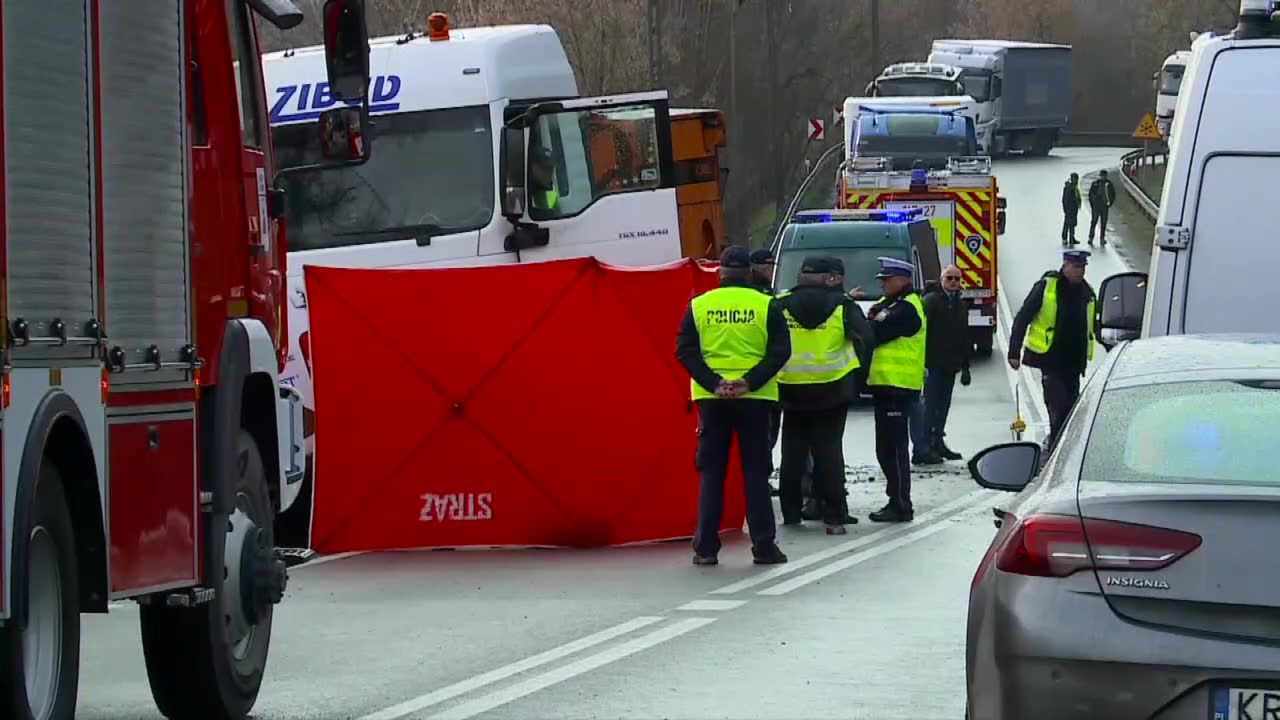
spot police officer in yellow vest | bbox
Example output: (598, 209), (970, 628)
(1008, 249), (1097, 452)
(867, 257), (927, 523)
(676, 245), (791, 566)
(776, 256), (873, 535)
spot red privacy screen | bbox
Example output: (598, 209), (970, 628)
(304, 257), (747, 552)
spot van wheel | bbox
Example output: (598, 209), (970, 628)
(0, 466), (81, 720)
(141, 431), (284, 720)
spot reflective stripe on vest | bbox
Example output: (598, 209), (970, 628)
(690, 286), (778, 401)
(778, 305), (861, 385)
(1024, 276), (1096, 362)
(867, 293), (927, 391)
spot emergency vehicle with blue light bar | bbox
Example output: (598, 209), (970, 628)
(793, 208), (926, 224)
(839, 99), (1007, 357)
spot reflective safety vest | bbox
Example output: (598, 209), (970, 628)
(867, 293), (927, 391)
(777, 302), (860, 385)
(690, 287), (778, 401)
(1024, 276), (1096, 362)
(532, 188), (559, 211)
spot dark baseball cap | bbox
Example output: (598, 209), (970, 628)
(719, 245), (751, 269)
(801, 255), (845, 275)
(749, 248), (775, 265)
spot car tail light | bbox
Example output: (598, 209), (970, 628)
(995, 514), (1201, 578)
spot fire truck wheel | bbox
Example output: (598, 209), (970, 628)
(141, 431), (279, 720)
(0, 465), (81, 720)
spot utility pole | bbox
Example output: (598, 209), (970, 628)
(648, 0), (659, 86)
(870, 0), (881, 73)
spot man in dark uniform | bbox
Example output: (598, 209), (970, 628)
(676, 245), (790, 566)
(775, 256), (874, 535)
(747, 248), (783, 495)
(1087, 170), (1116, 247)
(1061, 172), (1081, 246)
(866, 257), (927, 523)
(1007, 249), (1097, 452)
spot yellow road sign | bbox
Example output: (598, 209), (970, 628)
(1133, 112), (1164, 140)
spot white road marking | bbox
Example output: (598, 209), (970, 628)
(996, 284), (1050, 440)
(676, 599), (746, 612)
(709, 489), (986, 595)
(426, 618), (717, 720)
(356, 616), (665, 720)
(758, 500), (992, 596)
(294, 550), (368, 569)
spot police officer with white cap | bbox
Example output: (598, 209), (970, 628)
(1008, 249), (1097, 452)
(866, 257), (927, 523)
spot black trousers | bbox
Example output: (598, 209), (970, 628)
(693, 399), (778, 557)
(1089, 206), (1109, 241)
(779, 406), (849, 523)
(923, 369), (958, 447)
(1041, 370), (1082, 451)
(1061, 214), (1078, 243)
(874, 391), (916, 513)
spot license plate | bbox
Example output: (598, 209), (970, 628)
(968, 310), (994, 327)
(1212, 687), (1280, 719)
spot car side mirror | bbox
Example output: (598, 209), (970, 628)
(501, 126), (528, 219)
(322, 0), (370, 102)
(1097, 271), (1147, 349)
(968, 442), (1041, 492)
(318, 107), (369, 163)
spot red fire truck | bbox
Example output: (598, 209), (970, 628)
(0, 1), (372, 719)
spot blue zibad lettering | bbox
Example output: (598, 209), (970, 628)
(270, 74), (404, 124)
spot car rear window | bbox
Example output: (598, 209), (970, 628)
(1083, 380), (1280, 487)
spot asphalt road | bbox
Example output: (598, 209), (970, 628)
(75, 147), (1130, 720)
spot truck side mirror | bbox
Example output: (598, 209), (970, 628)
(997, 210), (1007, 235)
(318, 107), (369, 163)
(1097, 271), (1147, 350)
(501, 126), (527, 219)
(322, 0), (370, 102)
(991, 77), (1003, 99)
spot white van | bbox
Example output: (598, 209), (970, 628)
(1098, 1), (1280, 343)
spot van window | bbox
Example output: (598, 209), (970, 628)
(1182, 155), (1279, 333)
(776, 245), (902, 300)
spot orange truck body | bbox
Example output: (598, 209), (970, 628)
(585, 107), (728, 261)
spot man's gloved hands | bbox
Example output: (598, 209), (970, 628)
(960, 367), (972, 387)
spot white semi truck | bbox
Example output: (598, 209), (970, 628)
(264, 13), (688, 546)
(1154, 49), (1192, 138)
(928, 39), (1073, 157)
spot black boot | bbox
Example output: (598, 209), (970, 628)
(912, 450), (944, 466)
(936, 442), (962, 461)
(869, 504), (914, 523)
(752, 543), (788, 565)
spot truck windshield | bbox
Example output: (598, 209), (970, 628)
(855, 115), (973, 170)
(875, 77), (960, 97)
(776, 246), (903, 301)
(960, 71), (993, 102)
(272, 106), (494, 252)
(1159, 64), (1185, 95)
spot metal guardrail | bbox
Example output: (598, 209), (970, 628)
(1118, 147), (1161, 220)
(1058, 130), (1142, 148)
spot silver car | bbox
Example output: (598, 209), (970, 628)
(965, 335), (1280, 720)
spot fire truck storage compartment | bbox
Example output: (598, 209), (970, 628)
(99, 0), (192, 383)
(3, 0), (97, 354)
(107, 414), (198, 594)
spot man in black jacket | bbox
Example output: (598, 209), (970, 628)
(676, 245), (790, 565)
(1061, 172), (1081, 246)
(749, 248), (776, 293)
(921, 265), (972, 460)
(775, 256), (874, 534)
(1007, 249), (1097, 452)
(1087, 170), (1116, 247)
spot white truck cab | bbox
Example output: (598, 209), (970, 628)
(1154, 49), (1193, 138)
(263, 14), (682, 543)
(1098, 1), (1280, 344)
